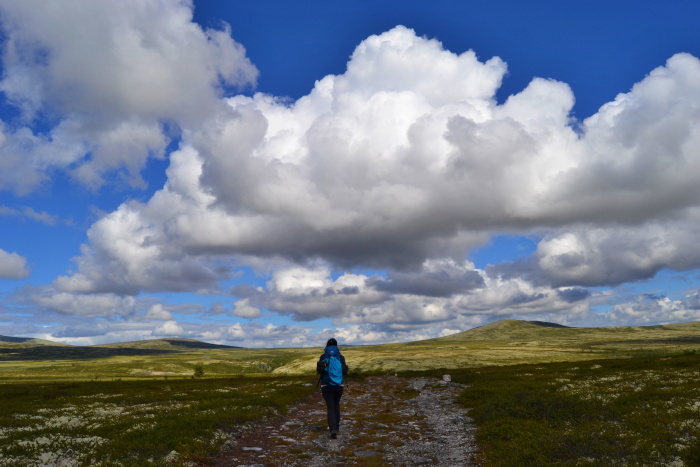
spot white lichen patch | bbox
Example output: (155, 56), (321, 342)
(0, 397), (184, 465)
(550, 365), (700, 465)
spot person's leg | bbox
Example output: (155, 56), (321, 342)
(321, 386), (338, 435)
(333, 385), (344, 433)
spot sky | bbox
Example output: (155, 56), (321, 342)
(0, 0), (699, 348)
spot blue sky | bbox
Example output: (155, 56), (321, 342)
(0, 0), (699, 347)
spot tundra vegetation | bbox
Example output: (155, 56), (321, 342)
(2, 320), (700, 465)
(458, 352), (700, 466)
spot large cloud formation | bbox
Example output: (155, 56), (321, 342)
(2, 3), (700, 344)
(56, 27), (700, 294)
(0, 0), (257, 194)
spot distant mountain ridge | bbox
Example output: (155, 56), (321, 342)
(0, 335), (69, 346)
(94, 338), (240, 350)
(0, 335), (32, 344)
(433, 319), (572, 342)
(0, 320), (572, 349)
(0, 335), (239, 349)
(433, 318), (700, 345)
(4, 319), (700, 359)
(0, 336), (241, 361)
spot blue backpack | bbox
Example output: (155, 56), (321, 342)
(322, 346), (344, 385)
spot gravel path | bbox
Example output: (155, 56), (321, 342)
(211, 375), (480, 466)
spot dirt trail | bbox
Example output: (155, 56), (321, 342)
(211, 375), (480, 466)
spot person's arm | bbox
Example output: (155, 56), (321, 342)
(316, 355), (327, 374)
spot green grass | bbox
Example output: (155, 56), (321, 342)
(458, 352), (700, 466)
(0, 376), (316, 466)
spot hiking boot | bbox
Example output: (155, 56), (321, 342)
(330, 432), (337, 439)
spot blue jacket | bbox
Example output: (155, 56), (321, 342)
(317, 345), (348, 386)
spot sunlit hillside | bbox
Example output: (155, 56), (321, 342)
(2, 319), (700, 381)
(274, 319), (700, 374)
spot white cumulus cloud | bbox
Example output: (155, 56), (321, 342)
(145, 304), (173, 321)
(232, 298), (261, 318)
(0, 0), (257, 194)
(27, 287), (137, 318)
(152, 320), (185, 337)
(605, 291), (700, 326)
(0, 248), (29, 279)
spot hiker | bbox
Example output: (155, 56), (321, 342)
(317, 338), (348, 439)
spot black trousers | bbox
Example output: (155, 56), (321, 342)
(321, 384), (344, 433)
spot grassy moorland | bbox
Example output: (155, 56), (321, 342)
(0, 375), (316, 466)
(3, 319), (700, 465)
(0, 338), (322, 464)
(457, 351), (700, 466)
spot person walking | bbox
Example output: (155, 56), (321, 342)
(317, 338), (348, 439)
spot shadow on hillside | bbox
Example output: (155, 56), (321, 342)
(527, 320), (570, 328)
(160, 339), (240, 349)
(0, 336), (35, 344)
(0, 347), (178, 361)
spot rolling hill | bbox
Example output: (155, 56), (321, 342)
(0, 335), (69, 346)
(436, 319), (700, 345)
(436, 319), (572, 341)
(93, 338), (241, 350)
(274, 319), (700, 374)
(0, 337), (241, 361)
(3, 319), (700, 376)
